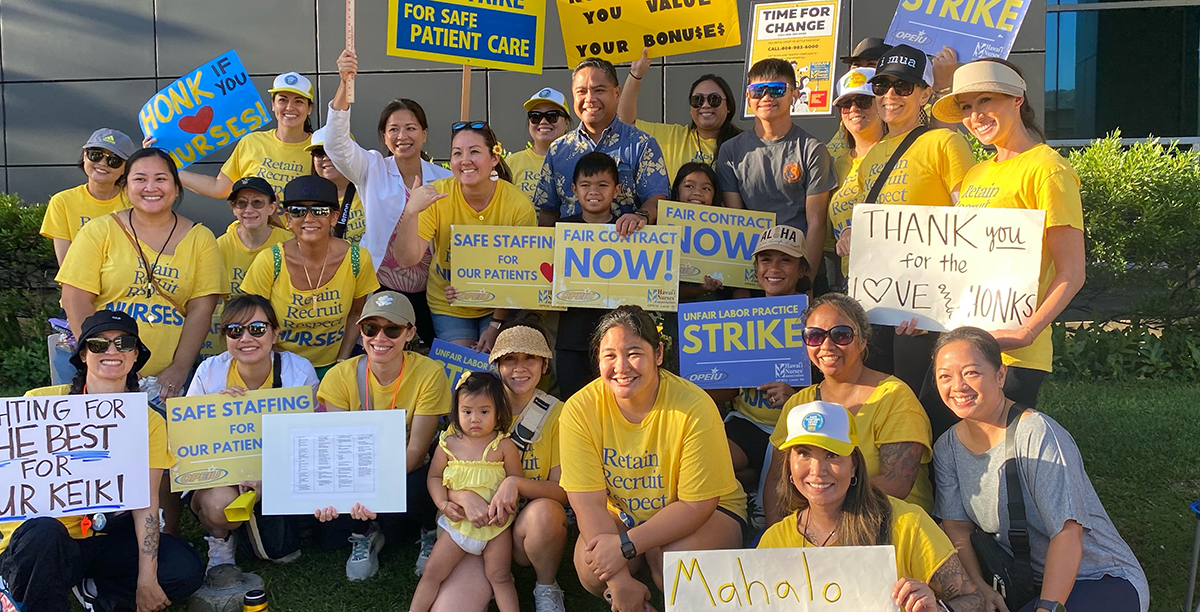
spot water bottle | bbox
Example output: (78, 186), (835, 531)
(242, 589), (268, 612)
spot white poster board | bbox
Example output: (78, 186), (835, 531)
(847, 204), (1045, 332)
(0, 393), (150, 520)
(260, 410), (407, 515)
(664, 546), (900, 611)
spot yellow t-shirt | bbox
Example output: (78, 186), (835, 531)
(239, 243), (379, 369)
(216, 221), (291, 296)
(505, 148), (545, 202)
(853, 128), (975, 208)
(316, 353), (450, 435)
(635, 120), (716, 181)
(220, 130), (313, 199)
(731, 388), (780, 428)
(0, 385), (177, 554)
(510, 393), (564, 482)
(757, 497), (956, 583)
(418, 177), (537, 318)
(40, 184), (130, 242)
(56, 215), (226, 376)
(957, 144), (1083, 373)
(342, 192), (366, 246)
(559, 370), (747, 526)
(770, 377), (934, 512)
(830, 155), (865, 276)
(826, 125), (851, 162)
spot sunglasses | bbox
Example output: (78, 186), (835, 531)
(85, 148), (125, 169)
(84, 334), (139, 354)
(528, 111), (567, 125)
(310, 147), (327, 158)
(689, 93), (725, 109)
(361, 322), (408, 339)
(452, 120), (489, 133)
(223, 321), (271, 339)
(231, 197), (271, 210)
(286, 205), (333, 218)
(747, 82), (789, 100)
(801, 325), (856, 347)
(871, 78), (917, 97)
(835, 95), (875, 110)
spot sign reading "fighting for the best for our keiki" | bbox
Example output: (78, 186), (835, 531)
(387, 0), (546, 73)
(677, 295), (811, 389)
(662, 201), (776, 289)
(557, 0), (741, 65)
(552, 225), (681, 311)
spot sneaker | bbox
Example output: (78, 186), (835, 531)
(71, 578), (99, 612)
(532, 581), (566, 612)
(204, 533), (237, 571)
(271, 549), (302, 564)
(414, 528), (437, 576)
(749, 497), (766, 532)
(346, 524), (385, 581)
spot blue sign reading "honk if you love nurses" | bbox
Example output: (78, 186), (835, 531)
(677, 295), (811, 390)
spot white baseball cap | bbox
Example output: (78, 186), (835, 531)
(523, 87), (570, 116)
(269, 72), (313, 100)
(778, 401), (859, 457)
(833, 67), (876, 106)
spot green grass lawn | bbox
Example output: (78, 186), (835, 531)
(78, 381), (1200, 611)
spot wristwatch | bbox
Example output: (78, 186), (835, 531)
(633, 209), (650, 221)
(619, 532), (637, 559)
(488, 319), (503, 329)
(1035, 600), (1066, 612)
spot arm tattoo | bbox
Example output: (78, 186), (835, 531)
(141, 515), (159, 560)
(929, 555), (985, 612)
(878, 442), (924, 488)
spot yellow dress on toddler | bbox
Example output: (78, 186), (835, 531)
(437, 429), (513, 555)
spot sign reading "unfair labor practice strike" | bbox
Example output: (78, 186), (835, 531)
(662, 201), (775, 289)
(429, 339), (496, 390)
(388, 0), (546, 73)
(450, 225), (562, 311)
(557, 0), (741, 65)
(553, 225), (681, 311)
(884, 0), (1031, 61)
(678, 295), (810, 389)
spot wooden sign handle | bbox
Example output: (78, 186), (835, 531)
(460, 65), (471, 121)
(346, 0), (356, 103)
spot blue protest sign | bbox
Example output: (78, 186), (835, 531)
(883, 0), (1030, 61)
(138, 50), (270, 169)
(677, 295), (811, 389)
(428, 339), (496, 390)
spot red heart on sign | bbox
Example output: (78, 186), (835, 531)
(539, 262), (553, 282)
(178, 106), (214, 134)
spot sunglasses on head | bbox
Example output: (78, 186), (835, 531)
(801, 325), (856, 347)
(84, 334), (138, 354)
(835, 95), (875, 110)
(528, 110), (567, 125)
(310, 147), (327, 158)
(85, 148), (125, 169)
(689, 93), (725, 109)
(223, 321), (271, 339)
(871, 78), (917, 97)
(747, 82), (789, 100)
(360, 322), (408, 339)
(452, 120), (489, 133)
(231, 197), (271, 210)
(286, 205), (333, 218)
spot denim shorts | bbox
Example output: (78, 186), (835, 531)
(430, 312), (491, 342)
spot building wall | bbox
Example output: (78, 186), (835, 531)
(1, 0), (1044, 230)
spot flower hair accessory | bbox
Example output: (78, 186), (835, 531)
(492, 142), (504, 156)
(455, 370), (473, 391)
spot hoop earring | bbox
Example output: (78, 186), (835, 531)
(849, 475), (858, 487)
(489, 169), (499, 182)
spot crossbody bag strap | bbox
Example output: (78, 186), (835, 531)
(356, 356), (372, 411)
(510, 390), (556, 453)
(112, 213), (188, 316)
(271, 244), (283, 281)
(350, 245), (361, 277)
(864, 125), (929, 204)
(1004, 403), (1033, 572)
(814, 384), (821, 401)
(272, 351), (283, 389)
(334, 184), (357, 239)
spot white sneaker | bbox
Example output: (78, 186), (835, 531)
(346, 525), (384, 581)
(204, 533), (237, 571)
(532, 581), (566, 612)
(414, 528), (437, 576)
(71, 578), (99, 612)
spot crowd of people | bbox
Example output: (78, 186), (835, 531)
(0, 37), (1148, 612)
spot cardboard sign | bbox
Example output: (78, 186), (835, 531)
(552, 225), (681, 312)
(678, 295), (810, 389)
(884, 0), (1030, 61)
(261, 410), (408, 515)
(662, 201), (775, 289)
(557, 0), (740, 65)
(744, 1), (842, 118)
(138, 50), (270, 169)
(428, 339), (495, 390)
(450, 225), (563, 311)
(664, 546), (900, 611)
(847, 204), (1045, 332)
(0, 393), (150, 520)
(387, 0), (546, 73)
(165, 387), (315, 492)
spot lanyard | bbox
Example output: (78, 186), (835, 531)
(364, 356), (406, 411)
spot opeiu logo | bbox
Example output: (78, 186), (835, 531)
(455, 289), (496, 303)
(175, 467), (229, 485)
(688, 368), (729, 383)
(555, 289), (601, 303)
(892, 30), (931, 45)
(679, 263), (702, 276)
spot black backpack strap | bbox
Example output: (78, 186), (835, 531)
(1003, 403), (1033, 576)
(272, 351), (283, 389)
(334, 184), (356, 239)
(814, 384), (821, 401)
(864, 126), (929, 204)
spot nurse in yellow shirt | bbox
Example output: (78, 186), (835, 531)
(58, 148), (224, 399)
(392, 122), (537, 352)
(215, 177), (290, 296)
(177, 72), (314, 200)
(827, 68), (885, 277)
(760, 400), (984, 612)
(762, 293), (933, 526)
(559, 306), (746, 612)
(308, 127), (366, 246)
(240, 176), (378, 376)
(41, 128), (135, 265)
(933, 59), (1086, 407)
(506, 88), (572, 201)
(0, 311), (203, 612)
(618, 48), (743, 180)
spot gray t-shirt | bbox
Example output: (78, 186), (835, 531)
(933, 412), (1149, 612)
(715, 124), (837, 233)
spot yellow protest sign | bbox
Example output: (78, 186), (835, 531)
(387, 0), (546, 73)
(166, 386), (315, 492)
(557, 0), (740, 65)
(661, 201), (776, 289)
(745, 1), (842, 117)
(450, 225), (563, 311)
(552, 224), (680, 312)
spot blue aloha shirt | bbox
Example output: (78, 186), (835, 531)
(532, 117), (670, 218)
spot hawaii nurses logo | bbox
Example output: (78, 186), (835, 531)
(375, 294), (393, 307)
(285, 74), (298, 86)
(539, 88), (552, 98)
(802, 412), (825, 433)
